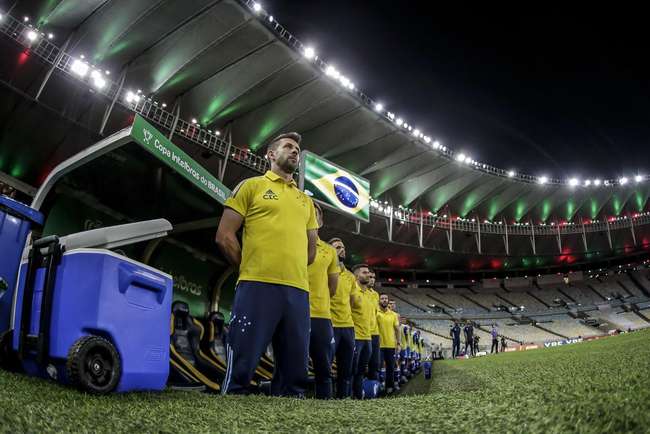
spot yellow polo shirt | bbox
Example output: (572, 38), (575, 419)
(351, 285), (375, 341)
(307, 239), (339, 319)
(330, 265), (356, 327)
(377, 308), (399, 349)
(368, 288), (379, 336)
(225, 170), (318, 291)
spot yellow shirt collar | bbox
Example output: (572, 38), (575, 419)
(264, 170), (297, 186)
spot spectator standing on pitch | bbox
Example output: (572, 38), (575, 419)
(450, 322), (461, 358)
(473, 334), (480, 355)
(329, 238), (358, 398)
(463, 321), (474, 357)
(351, 264), (374, 399)
(216, 132), (318, 396)
(376, 293), (401, 394)
(491, 324), (499, 354)
(501, 336), (507, 352)
(306, 202), (339, 399)
(366, 270), (381, 384)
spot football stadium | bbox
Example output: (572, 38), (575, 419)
(0, 1), (649, 432)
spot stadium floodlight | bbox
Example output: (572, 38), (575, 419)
(424, 136), (431, 144)
(395, 117), (404, 127)
(48, 33), (54, 39)
(594, 179), (601, 186)
(26, 30), (38, 42)
(252, 2), (262, 12)
(303, 46), (315, 60)
(125, 90), (140, 103)
(387, 112), (395, 120)
(433, 140), (440, 149)
(191, 118), (197, 124)
(161, 103), (167, 108)
(456, 153), (466, 163)
(635, 175), (643, 183)
(216, 131), (221, 136)
(412, 128), (420, 137)
(538, 176), (548, 184)
(23, 16), (29, 22)
(374, 102), (383, 112)
(584, 179), (592, 186)
(0, 13), (3, 20)
(569, 178), (579, 187)
(464, 156), (473, 165)
(71, 59), (89, 77)
(92, 74), (106, 89)
(268, 15), (274, 22)
(507, 170), (515, 177)
(325, 65), (339, 79)
(619, 177), (628, 185)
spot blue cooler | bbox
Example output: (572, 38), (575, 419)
(0, 195), (43, 335)
(12, 220), (173, 394)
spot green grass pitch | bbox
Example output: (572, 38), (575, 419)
(1, 329), (649, 433)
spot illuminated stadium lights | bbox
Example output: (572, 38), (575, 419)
(456, 153), (466, 163)
(125, 91), (140, 104)
(303, 46), (316, 60)
(594, 179), (602, 186)
(191, 118), (197, 124)
(374, 102), (383, 112)
(252, 2), (262, 12)
(423, 136), (431, 144)
(92, 73), (106, 89)
(507, 170), (515, 177)
(26, 30), (38, 42)
(412, 128), (420, 137)
(568, 178), (579, 187)
(71, 59), (89, 77)
(23, 16), (29, 22)
(268, 15), (274, 22)
(538, 176), (548, 185)
(47, 33), (54, 40)
(387, 112), (395, 120)
(619, 177), (629, 185)
(635, 175), (643, 183)
(433, 140), (440, 149)
(325, 65), (339, 79)
(395, 118), (404, 127)
(161, 103), (167, 108)
(584, 179), (592, 186)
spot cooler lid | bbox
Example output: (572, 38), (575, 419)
(0, 195), (44, 226)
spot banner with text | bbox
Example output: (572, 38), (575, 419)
(131, 115), (230, 204)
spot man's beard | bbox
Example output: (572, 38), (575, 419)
(277, 156), (298, 173)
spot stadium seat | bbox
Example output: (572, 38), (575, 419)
(169, 302), (223, 392)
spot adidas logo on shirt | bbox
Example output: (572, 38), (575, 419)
(262, 189), (279, 200)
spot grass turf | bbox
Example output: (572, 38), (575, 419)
(1, 329), (650, 433)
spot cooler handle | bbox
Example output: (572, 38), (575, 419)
(118, 262), (168, 304)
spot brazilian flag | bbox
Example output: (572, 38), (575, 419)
(300, 151), (370, 222)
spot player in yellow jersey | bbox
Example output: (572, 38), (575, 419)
(328, 237), (358, 398)
(366, 270), (381, 383)
(376, 293), (400, 394)
(307, 203), (339, 399)
(216, 132), (318, 396)
(351, 264), (375, 399)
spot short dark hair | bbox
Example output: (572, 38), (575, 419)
(352, 263), (369, 273)
(267, 132), (302, 154)
(328, 237), (343, 245)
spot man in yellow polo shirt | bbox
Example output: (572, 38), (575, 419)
(328, 237), (358, 399)
(377, 293), (400, 394)
(366, 269), (381, 383)
(216, 132), (318, 396)
(307, 203), (339, 399)
(351, 264), (374, 399)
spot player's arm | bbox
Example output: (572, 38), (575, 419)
(350, 285), (362, 308)
(216, 208), (244, 267)
(307, 229), (318, 265)
(328, 273), (338, 297)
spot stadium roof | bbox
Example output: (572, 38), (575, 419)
(7, 0), (649, 225)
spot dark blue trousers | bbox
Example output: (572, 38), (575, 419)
(223, 281), (309, 397)
(332, 326), (355, 398)
(352, 339), (372, 399)
(452, 339), (460, 358)
(310, 318), (334, 399)
(367, 335), (380, 381)
(381, 348), (396, 389)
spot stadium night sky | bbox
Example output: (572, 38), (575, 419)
(267, 1), (650, 180)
